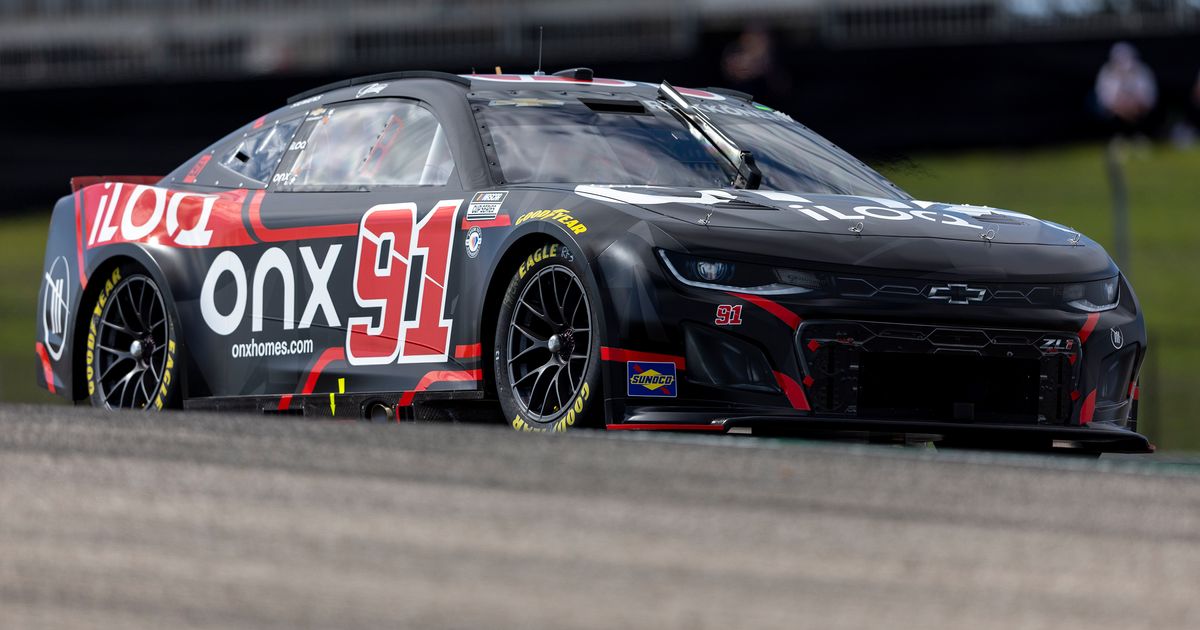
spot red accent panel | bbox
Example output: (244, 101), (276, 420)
(1078, 313), (1100, 344)
(454, 343), (482, 359)
(600, 347), (687, 370)
(802, 375), (814, 388)
(606, 423), (725, 432)
(73, 191), (87, 287)
(277, 394), (293, 411)
(35, 342), (55, 394)
(1070, 390), (1081, 402)
(1067, 354), (1078, 366)
(81, 183), (255, 249)
(247, 189), (358, 242)
(773, 371), (811, 411)
(461, 215), (512, 230)
(398, 369), (482, 407)
(70, 175), (161, 193)
(728, 292), (802, 330)
(303, 347), (346, 396)
(252, 116), (266, 129)
(1079, 389), (1097, 424)
(182, 156), (211, 184)
(1133, 384), (1140, 400)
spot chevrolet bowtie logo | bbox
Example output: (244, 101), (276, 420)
(928, 283), (986, 305)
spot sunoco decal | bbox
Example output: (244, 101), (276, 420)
(628, 361), (677, 397)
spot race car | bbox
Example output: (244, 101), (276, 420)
(34, 69), (1150, 453)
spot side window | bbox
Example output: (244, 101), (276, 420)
(281, 100), (455, 188)
(219, 118), (303, 185)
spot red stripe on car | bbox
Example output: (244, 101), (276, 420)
(773, 371), (811, 411)
(728, 292), (802, 330)
(600, 347), (687, 370)
(1079, 389), (1097, 424)
(73, 191), (87, 287)
(398, 369), (482, 408)
(460, 215), (511, 230)
(248, 190), (358, 242)
(278, 347), (347, 410)
(1078, 313), (1100, 344)
(35, 342), (55, 394)
(454, 343), (482, 359)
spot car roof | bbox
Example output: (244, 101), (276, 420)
(285, 70), (753, 106)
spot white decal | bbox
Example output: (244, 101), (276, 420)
(201, 245), (341, 336)
(251, 247), (294, 332)
(41, 256), (71, 360)
(466, 190), (508, 221)
(201, 251), (247, 336)
(88, 183), (222, 248)
(298, 244), (341, 329)
(355, 82), (388, 98)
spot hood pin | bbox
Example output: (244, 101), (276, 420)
(980, 228), (997, 242)
(848, 221), (864, 235)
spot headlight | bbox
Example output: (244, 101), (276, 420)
(1061, 276), (1120, 312)
(658, 250), (822, 295)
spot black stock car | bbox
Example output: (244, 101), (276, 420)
(35, 70), (1150, 453)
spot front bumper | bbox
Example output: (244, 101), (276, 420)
(609, 409), (1153, 454)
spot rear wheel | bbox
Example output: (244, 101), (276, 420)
(494, 244), (602, 432)
(86, 265), (181, 410)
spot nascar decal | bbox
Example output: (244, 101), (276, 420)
(83, 182), (254, 248)
(514, 208), (588, 235)
(465, 191), (507, 221)
(628, 361), (677, 397)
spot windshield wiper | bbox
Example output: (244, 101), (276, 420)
(657, 81), (762, 190)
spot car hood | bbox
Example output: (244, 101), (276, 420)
(574, 185), (1082, 246)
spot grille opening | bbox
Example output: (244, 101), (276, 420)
(858, 352), (1040, 423)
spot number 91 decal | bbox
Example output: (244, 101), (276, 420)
(715, 304), (743, 326)
(346, 200), (461, 366)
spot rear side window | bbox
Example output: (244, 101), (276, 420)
(220, 118), (303, 184)
(281, 100), (455, 188)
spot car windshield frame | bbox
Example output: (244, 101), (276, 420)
(472, 95), (738, 189)
(471, 91), (908, 200)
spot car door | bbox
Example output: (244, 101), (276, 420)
(254, 97), (468, 408)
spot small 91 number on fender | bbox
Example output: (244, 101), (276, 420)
(346, 200), (461, 366)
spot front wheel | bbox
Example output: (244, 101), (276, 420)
(86, 265), (182, 410)
(494, 243), (602, 432)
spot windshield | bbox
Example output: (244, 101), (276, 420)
(693, 102), (905, 199)
(477, 93), (906, 199)
(479, 98), (731, 187)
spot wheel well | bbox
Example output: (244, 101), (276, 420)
(479, 234), (561, 396)
(71, 256), (144, 401)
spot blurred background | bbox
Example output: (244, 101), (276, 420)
(2, 0), (1196, 449)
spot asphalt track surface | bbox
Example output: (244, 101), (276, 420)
(2, 405), (1199, 629)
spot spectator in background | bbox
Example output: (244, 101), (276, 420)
(721, 25), (790, 106)
(1095, 42), (1158, 137)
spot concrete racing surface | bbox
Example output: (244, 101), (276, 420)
(2, 405), (1199, 629)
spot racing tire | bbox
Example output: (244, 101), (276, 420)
(86, 264), (182, 410)
(494, 243), (602, 432)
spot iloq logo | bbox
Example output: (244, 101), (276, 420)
(627, 361), (677, 397)
(41, 256), (71, 360)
